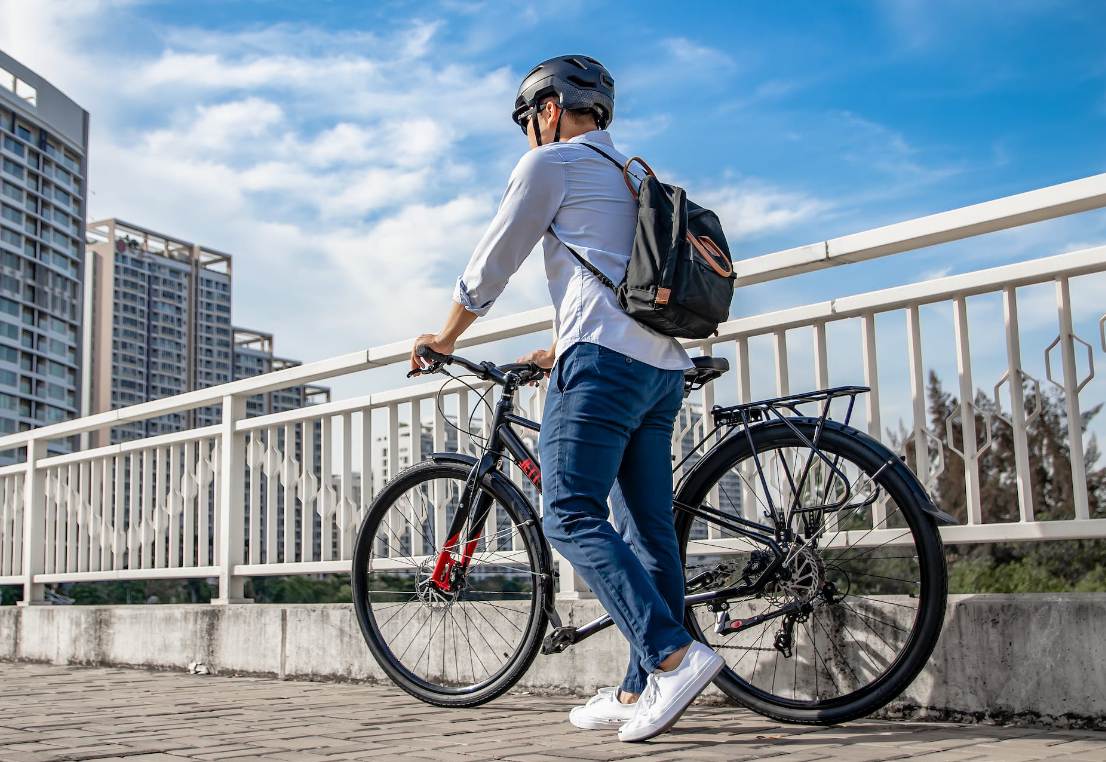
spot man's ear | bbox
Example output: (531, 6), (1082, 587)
(543, 101), (560, 127)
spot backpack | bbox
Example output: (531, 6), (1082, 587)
(553, 142), (736, 340)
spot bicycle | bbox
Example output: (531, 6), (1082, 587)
(351, 345), (954, 725)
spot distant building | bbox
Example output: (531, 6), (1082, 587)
(233, 326), (329, 417)
(0, 50), (89, 459)
(234, 325), (331, 562)
(83, 219), (232, 445)
(83, 220), (331, 444)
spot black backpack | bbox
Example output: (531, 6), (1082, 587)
(553, 143), (735, 340)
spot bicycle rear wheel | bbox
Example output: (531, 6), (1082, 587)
(351, 459), (548, 706)
(675, 419), (947, 725)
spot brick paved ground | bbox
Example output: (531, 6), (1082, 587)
(1, 662), (1104, 762)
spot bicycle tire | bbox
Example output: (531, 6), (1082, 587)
(351, 459), (549, 707)
(675, 418), (947, 725)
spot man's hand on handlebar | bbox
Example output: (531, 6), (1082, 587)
(410, 333), (455, 375)
(516, 347), (554, 386)
(516, 347), (555, 369)
(407, 342), (550, 386)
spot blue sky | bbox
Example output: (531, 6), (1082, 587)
(2, 0), (1106, 434)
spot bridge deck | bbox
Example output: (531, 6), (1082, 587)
(0, 662), (1103, 761)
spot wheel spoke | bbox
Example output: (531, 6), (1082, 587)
(680, 428), (944, 717)
(353, 466), (544, 699)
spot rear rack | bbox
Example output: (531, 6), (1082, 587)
(702, 386), (875, 522)
(710, 385), (870, 429)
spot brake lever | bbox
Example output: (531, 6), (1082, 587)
(406, 361), (443, 379)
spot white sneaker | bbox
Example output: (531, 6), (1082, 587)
(569, 687), (638, 730)
(618, 641), (725, 743)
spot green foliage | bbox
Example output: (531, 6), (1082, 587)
(896, 373), (1106, 593)
(246, 575), (352, 604)
(54, 578), (213, 605)
(0, 587), (20, 605)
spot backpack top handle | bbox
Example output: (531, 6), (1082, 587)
(621, 156), (655, 196)
(688, 234), (733, 278)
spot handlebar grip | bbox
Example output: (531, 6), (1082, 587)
(416, 344), (450, 364)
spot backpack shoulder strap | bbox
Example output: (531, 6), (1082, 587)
(545, 141), (632, 293)
(574, 141), (624, 170)
(547, 226), (618, 291)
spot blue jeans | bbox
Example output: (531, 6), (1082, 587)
(539, 341), (691, 695)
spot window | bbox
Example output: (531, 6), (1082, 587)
(1, 158), (22, 179)
(2, 136), (24, 157)
(42, 405), (67, 423)
(1, 204), (19, 224)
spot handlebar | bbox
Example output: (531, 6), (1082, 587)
(409, 344), (550, 386)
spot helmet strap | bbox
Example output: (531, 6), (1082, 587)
(531, 108), (543, 146)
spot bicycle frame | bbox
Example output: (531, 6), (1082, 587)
(425, 372), (845, 654)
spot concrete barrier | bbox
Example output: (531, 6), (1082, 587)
(1, 594), (1103, 728)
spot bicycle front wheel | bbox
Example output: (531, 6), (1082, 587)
(351, 459), (548, 707)
(676, 419), (947, 725)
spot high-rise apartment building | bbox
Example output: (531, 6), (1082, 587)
(83, 219), (232, 444)
(0, 51), (88, 458)
(233, 327), (330, 416)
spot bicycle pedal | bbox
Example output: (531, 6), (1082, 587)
(541, 626), (578, 655)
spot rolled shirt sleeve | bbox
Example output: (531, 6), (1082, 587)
(453, 148), (566, 316)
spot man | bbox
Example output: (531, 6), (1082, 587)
(409, 55), (724, 742)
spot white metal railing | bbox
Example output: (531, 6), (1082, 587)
(1, 173), (1106, 603)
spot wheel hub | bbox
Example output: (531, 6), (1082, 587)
(776, 545), (825, 604)
(416, 558), (464, 607)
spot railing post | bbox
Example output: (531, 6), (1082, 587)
(213, 394), (251, 604)
(555, 552), (593, 600)
(19, 437), (48, 606)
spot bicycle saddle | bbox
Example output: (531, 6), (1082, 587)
(684, 356), (729, 392)
(691, 356), (729, 373)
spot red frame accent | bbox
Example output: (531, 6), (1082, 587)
(519, 458), (542, 489)
(428, 529), (485, 592)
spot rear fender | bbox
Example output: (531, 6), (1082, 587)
(674, 419), (959, 527)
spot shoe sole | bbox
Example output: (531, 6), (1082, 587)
(618, 653), (726, 743)
(569, 707), (631, 731)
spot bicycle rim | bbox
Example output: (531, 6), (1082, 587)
(676, 420), (946, 723)
(351, 461), (547, 704)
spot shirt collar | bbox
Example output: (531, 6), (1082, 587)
(567, 129), (612, 146)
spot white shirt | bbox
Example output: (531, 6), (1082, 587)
(453, 130), (693, 371)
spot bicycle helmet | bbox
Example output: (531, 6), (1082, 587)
(512, 55), (615, 145)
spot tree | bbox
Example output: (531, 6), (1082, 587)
(896, 372), (1106, 592)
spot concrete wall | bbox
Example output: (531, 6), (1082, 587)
(1, 594), (1103, 728)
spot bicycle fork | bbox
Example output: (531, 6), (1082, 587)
(428, 462), (497, 593)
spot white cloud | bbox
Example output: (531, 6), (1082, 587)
(697, 181), (830, 240)
(0, 2), (526, 361)
(660, 37), (737, 74)
(0, 1), (835, 404)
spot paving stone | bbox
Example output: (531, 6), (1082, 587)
(1, 661), (1104, 761)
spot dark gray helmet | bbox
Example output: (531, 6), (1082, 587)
(512, 55), (615, 132)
